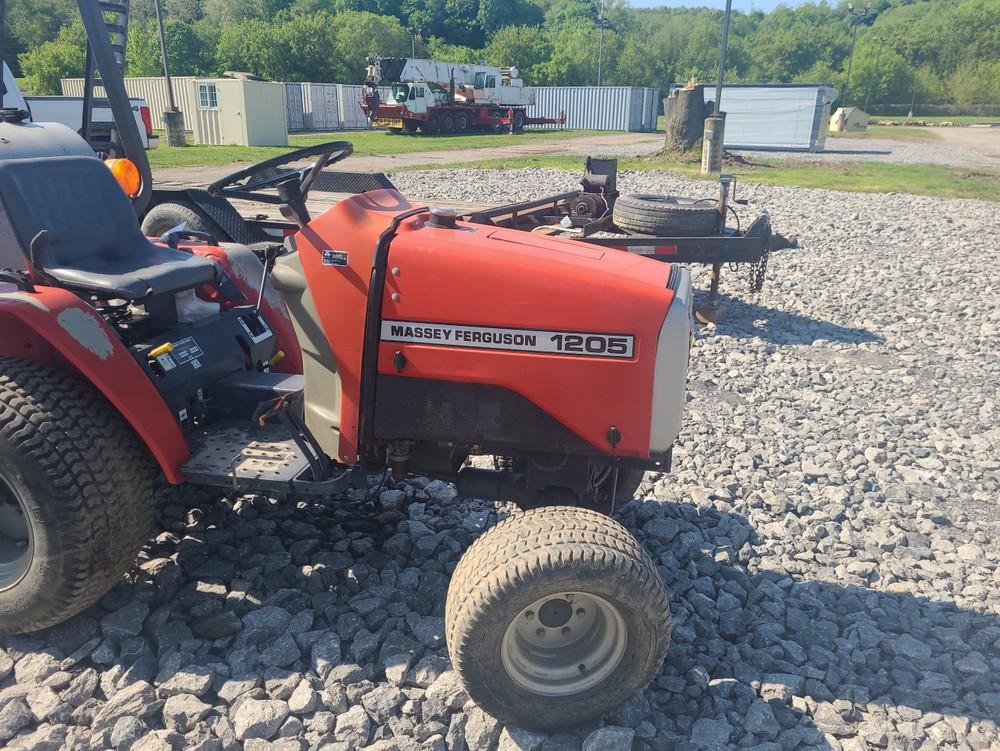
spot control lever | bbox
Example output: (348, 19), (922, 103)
(277, 175), (310, 228)
(255, 243), (283, 314)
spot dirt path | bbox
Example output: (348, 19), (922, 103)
(153, 132), (662, 187)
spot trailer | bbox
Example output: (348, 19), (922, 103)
(361, 56), (565, 134)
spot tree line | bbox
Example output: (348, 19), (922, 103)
(8, 0), (1000, 110)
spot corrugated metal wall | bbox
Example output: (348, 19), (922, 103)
(63, 78), (660, 134)
(667, 83), (838, 151)
(529, 86), (660, 131)
(62, 76), (198, 131)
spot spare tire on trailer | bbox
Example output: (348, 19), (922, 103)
(141, 201), (219, 240)
(612, 194), (719, 236)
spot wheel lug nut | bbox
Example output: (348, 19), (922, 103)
(576, 608), (585, 617)
(525, 611), (534, 620)
(536, 628), (545, 637)
(578, 664), (586, 672)
(561, 626), (571, 635)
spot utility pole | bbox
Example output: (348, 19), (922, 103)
(596, 0), (607, 86)
(411, 27), (420, 58)
(153, 0), (185, 146)
(701, 0), (732, 176)
(863, 35), (884, 113)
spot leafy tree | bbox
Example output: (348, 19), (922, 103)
(483, 26), (551, 82)
(18, 22), (86, 94)
(126, 19), (209, 77)
(331, 11), (412, 80)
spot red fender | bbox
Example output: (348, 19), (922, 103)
(0, 284), (188, 482)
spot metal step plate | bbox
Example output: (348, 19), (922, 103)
(183, 420), (310, 490)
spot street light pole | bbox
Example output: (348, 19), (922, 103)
(863, 35), (884, 113)
(844, 3), (872, 109)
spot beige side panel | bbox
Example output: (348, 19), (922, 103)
(270, 250), (343, 459)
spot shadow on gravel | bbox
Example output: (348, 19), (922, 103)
(691, 289), (883, 346)
(621, 497), (1000, 748)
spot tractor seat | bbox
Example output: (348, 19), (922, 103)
(0, 155), (216, 299)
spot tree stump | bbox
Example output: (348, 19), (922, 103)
(663, 85), (706, 152)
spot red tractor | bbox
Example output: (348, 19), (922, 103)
(0, 0), (692, 731)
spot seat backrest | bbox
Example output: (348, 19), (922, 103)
(0, 155), (144, 271)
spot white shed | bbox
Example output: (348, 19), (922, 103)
(190, 78), (288, 146)
(681, 83), (838, 151)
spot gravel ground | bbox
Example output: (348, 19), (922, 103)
(1, 169), (999, 751)
(564, 131), (1000, 169)
(730, 137), (1000, 169)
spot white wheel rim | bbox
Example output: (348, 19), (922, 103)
(500, 592), (627, 696)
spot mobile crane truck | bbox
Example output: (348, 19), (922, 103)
(361, 55), (565, 134)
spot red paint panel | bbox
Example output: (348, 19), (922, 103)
(0, 286), (189, 482)
(376, 222), (675, 457)
(293, 190), (424, 462)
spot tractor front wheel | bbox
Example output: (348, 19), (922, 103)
(446, 506), (670, 729)
(0, 359), (155, 633)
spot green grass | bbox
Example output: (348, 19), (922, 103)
(406, 152), (1000, 203)
(146, 128), (595, 169)
(829, 125), (939, 140)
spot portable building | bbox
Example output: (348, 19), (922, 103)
(189, 79), (287, 146)
(686, 84), (837, 151)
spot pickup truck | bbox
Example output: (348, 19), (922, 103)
(2, 63), (158, 150)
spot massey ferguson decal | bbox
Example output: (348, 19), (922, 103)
(381, 320), (635, 359)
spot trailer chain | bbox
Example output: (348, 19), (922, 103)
(748, 249), (770, 293)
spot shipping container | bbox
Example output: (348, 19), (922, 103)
(285, 82), (305, 131)
(528, 86), (659, 131)
(63, 76), (198, 132)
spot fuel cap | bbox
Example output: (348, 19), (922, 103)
(428, 207), (458, 228)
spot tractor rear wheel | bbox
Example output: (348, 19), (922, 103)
(0, 359), (156, 633)
(446, 506), (670, 730)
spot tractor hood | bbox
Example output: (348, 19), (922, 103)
(286, 190), (688, 460)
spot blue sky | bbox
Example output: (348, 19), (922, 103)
(629, 0), (810, 9)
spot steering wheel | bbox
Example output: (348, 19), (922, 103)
(207, 141), (353, 205)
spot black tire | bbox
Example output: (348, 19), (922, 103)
(454, 112), (469, 133)
(403, 120), (419, 134)
(440, 113), (455, 134)
(0, 359), (156, 633)
(387, 127), (403, 135)
(612, 194), (719, 236)
(420, 116), (439, 135)
(141, 201), (218, 239)
(512, 110), (526, 132)
(446, 506), (670, 730)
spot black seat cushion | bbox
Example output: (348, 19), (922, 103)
(0, 155), (216, 298)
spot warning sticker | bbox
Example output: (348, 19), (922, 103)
(381, 320), (634, 359)
(172, 337), (205, 365)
